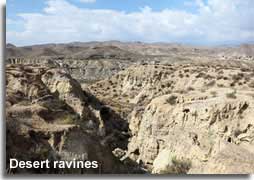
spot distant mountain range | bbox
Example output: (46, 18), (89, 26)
(6, 41), (254, 59)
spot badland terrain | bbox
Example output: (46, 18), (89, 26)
(5, 41), (254, 174)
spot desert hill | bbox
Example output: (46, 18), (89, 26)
(6, 41), (254, 59)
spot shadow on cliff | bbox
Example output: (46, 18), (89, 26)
(84, 90), (130, 150)
(84, 90), (145, 174)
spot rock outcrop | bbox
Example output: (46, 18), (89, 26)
(6, 64), (137, 174)
(127, 93), (254, 173)
(41, 68), (90, 119)
(88, 61), (254, 174)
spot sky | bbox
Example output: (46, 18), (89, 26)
(6, 0), (254, 46)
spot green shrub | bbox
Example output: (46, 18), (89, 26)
(59, 114), (77, 124)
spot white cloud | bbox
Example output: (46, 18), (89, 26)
(7, 0), (254, 46)
(79, 0), (96, 3)
(6, 18), (16, 25)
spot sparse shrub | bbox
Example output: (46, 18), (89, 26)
(226, 90), (237, 99)
(216, 75), (223, 80)
(218, 70), (224, 74)
(166, 95), (178, 105)
(177, 90), (187, 94)
(217, 84), (224, 87)
(184, 69), (190, 73)
(167, 82), (172, 87)
(244, 76), (251, 82)
(187, 86), (195, 91)
(232, 73), (244, 82)
(162, 156), (191, 174)
(230, 82), (235, 87)
(170, 156), (191, 174)
(241, 68), (250, 72)
(166, 90), (172, 94)
(217, 75), (228, 81)
(205, 74), (214, 79)
(206, 80), (216, 87)
(122, 94), (128, 97)
(59, 114), (77, 124)
(238, 82), (243, 86)
(223, 77), (228, 80)
(195, 72), (206, 78)
(179, 73), (184, 78)
(210, 91), (217, 97)
(248, 81), (254, 88)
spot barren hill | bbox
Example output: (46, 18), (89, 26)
(6, 42), (254, 59)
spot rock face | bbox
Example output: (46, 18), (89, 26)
(88, 61), (254, 174)
(41, 68), (89, 119)
(61, 59), (134, 83)
(191, 143), (254, 174)
(128, 93), (254, 173)
(6, 64), (137, 174)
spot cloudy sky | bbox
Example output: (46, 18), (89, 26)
(6, 0), (254, 46)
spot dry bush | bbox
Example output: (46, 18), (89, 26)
(179, 73), (184, 78)
(232, 73), (244, 82)
(226, 90), (237, 99)
(161, 156), (191, 174)
(248, 81), (254, 88)
(210, 91), (217, 97)
(206, 80), (216, 87)
(166, 95), (178, 105)
(187, 86), (195, 91)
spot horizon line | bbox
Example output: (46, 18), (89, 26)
(6, 40), (254, 48)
